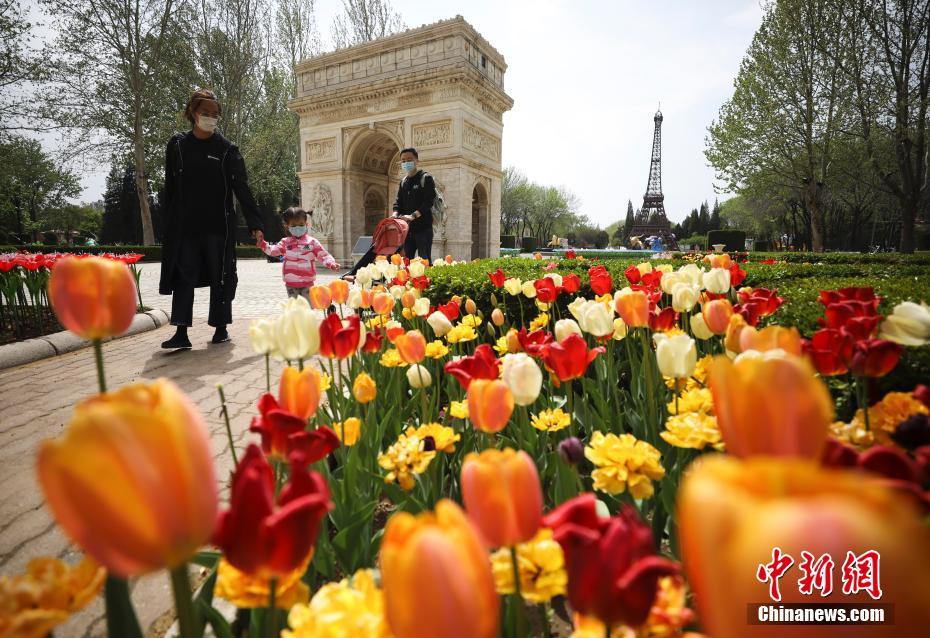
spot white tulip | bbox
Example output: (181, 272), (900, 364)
(501, 353), (543, 406)
(567, 296), (587, 321)
(413, 297), (431, 317)
(678, 263), (704, 287)
(636, 262), (653, 275)
(503, 278), (523, 296)
(702, 268), (731, 294)
(408, 260), (426, 278)
(879, 301), (930, 346)
(545, 273), (563, 289)
(406, 364), (432, 388)
(671, 282), (701, 313)
(690, 313), (713, 340)
(654, 333), (697, 379)
(274, 297), (323, 361)
(576, 299), (614, 337)
(612, 318), (628, 341)
(521, 280), (537, 299)
(389, 284), (406, 299)
(248, 318), (276, 355)
(427, 310), (453, 337)
(660, 271), (686, 295)
(555, 318), (583, 342)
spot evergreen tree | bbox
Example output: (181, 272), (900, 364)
(621, 199), (635, 240)
(699, 201), (711, 234)
(710, 198), (722, 230)
(101, 162), (161, 244)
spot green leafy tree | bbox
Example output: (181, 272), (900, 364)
(0, 0), (47, 130)
(0, 135), (80, 243)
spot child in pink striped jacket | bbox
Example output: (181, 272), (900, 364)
(258, 207), (339, 301)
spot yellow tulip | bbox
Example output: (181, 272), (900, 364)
(352, 371), (377, 403)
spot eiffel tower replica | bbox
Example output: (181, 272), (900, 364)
(629, 108), (678, 250)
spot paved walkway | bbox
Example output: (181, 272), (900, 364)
(0, 259), (341, 637)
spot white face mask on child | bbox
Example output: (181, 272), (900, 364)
(289, 226), (308, 237)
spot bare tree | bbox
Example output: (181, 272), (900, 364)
(331, 0), (404, 49)
(276, 0), (322, 91)
(41, 0), (191, 245)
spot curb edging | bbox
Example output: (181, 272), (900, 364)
(0, 309), (170, 371)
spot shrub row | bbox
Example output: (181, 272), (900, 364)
(0, 244), (267, 262)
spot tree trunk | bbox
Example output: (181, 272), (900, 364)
(133, 125), (155, 246)
(899, 199), (917, 253)
(804, 181), (825, 252)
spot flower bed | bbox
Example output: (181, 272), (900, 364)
(0, 251), (145, 344)
(8, 252), (930, 638)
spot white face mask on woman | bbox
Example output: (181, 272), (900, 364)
(196, 115), (218, 133)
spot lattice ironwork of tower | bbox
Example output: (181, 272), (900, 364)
(629, 108), (677, 249)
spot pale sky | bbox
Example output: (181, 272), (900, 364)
(33, 0), (765, 227)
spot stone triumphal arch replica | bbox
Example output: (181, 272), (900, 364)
(288, 16), (513, 263)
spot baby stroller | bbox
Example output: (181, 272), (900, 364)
(342, 216), (409, 281)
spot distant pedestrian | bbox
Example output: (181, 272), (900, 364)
(258, 207), (339, 302)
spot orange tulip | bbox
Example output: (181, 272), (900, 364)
(401, 290), (417, 309)
(395, 330), (426, 363)
(506, 328), (522, 353)
(679, 455), (930, 638)
(380, 500), (498, 638)
(328, 279), (349, 304)
(701, 299), (733, 335)
(465, 298), (477, 315)
(491, 308), (505, 326)
(395, 269), (410, 284)
(709, 354), (832, 459)
(461, 448), (542, 547)
(48, 255), (137, 340)
(37, 379), (217, 577)
(739, 325), (802, 356)
(724, 313), (748, 353)
(373, 292), (395, 315)
(614, 289), (650, 327)
(390, 253), (403, 266)
(278, 366), (323, 419)
(467, 379), (515, 433)
(309, 285), (332, 309)
(703, 253), (732, 269)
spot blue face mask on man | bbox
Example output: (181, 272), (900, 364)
(289, 225), (308, 237)
(401, 161), (416, 174)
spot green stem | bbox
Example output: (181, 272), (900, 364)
(857, 376), (871, 431)
(169, 564), (198, 638)
(93, 339), (107, 393)
(510, 545), (526, 638)
(539, 603), (552, 638)
(640, 329), (658, 444)
(217, 385), (238, 466)
(265, 353), (270, 393)
(265, 578), (278, 638)
(605, 626), (612, 638)
(104, 575), (144, 638)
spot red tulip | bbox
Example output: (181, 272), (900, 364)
(566, 250), (576, 259)
(915, 385), (930, 409)
(488, 268), (506, 287)
(543, 494), (678, 626)
(438, 300), (460, 321)
(624, 264), (642, 285)
(561, 273), (581, 294)
(288, 427), (340, 465)
(362, 327), (384, 353)
(249, 393), (336, 461)
(411, 275), (430, 290)
(517, 328), (554, 356)
(728, 263), (746, 287)
(819, 286), (879, 308)
(214, 444), (332, 577)
(318, 313), (361, 359)
(444, 344), (499, 389)
(640, 270), (663, 290)
(649, 306), (678, 332)
(588, 265), (613, 296)
(539, 333), (603, 382)
(850, 338), (902, 378)
(534, 277), (558, 303)
(804, 329), (853, 375)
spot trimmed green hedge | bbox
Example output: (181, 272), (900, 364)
(428, 256), (930, 396)
(0, 244), (267, 262)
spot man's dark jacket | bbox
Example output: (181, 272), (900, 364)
(158, 131), (264, 301)
(392, 170), (436, 233)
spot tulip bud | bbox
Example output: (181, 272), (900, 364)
(555, 318), (583, 342)
(491, 308), (505, 326)
(701, 299), (733, 335)
(48, 255), (137, 340)
(506, 328), (522, 353)
(557, 437), (584, 465)
(406, 364), (432, 388)
(465, 298), (477, 315)
(501, 353), (543, 406)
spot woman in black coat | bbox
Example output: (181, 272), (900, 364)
(158, 89), (264, 349)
